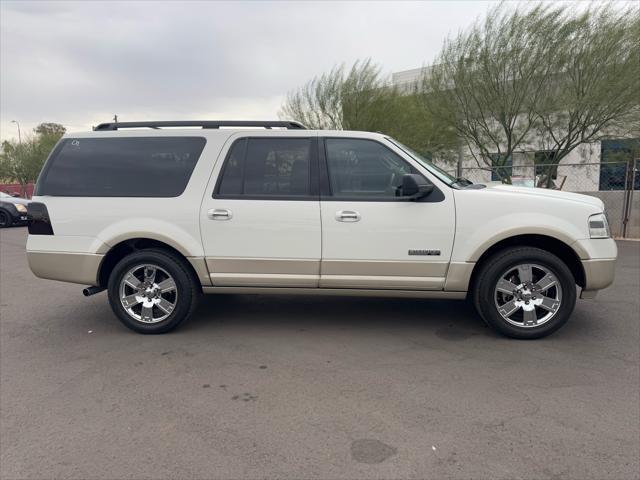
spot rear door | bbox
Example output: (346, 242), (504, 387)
(318, 136), (456, 290)
(200, 133), (321, 287)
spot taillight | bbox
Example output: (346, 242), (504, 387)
(27, 202), (54, 235)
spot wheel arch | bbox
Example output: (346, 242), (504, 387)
(469, 234), (586, 291)
(97, 238), (206, 291)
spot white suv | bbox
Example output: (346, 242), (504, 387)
(26, 120), (617, 338)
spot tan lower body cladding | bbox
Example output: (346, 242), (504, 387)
(26, 253), (477, 292)
(205, 257), (451, 290)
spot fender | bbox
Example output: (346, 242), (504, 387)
(96, 218), (205, 257)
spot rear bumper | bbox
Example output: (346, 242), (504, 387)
(27, 251), (103, 285)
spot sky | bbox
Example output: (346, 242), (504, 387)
(0, 0), (628, 141)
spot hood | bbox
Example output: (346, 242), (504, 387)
(485, 184), (604, 210)
(2, 197), (30, 206)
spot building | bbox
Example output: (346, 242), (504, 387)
(391, 67), (639, 237)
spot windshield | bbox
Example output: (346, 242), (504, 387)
(386, 137), (458, 186)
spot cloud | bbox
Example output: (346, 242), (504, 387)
(3, 0), (610, 139)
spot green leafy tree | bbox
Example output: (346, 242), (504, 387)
(422, 4), (568, 183)
(422, 3), (639, 185)
(0, 122), (66, 196)
(533, 5), (640, 187)
(279, 59), (390, 130)
(280, 59), (457, 162)
(0, 138), (41, 196)
(34, 122), (66, 137)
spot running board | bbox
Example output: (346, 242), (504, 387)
(202, 286), (466, 299)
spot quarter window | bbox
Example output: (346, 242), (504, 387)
(324, 138), (416, 198)
(37, 137), (206, 197)
(216, 138), (312, 197)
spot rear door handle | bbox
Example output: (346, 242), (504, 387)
(208, 208), (232, 220)
(336, 210), (361, 222)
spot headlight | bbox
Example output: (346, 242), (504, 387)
(589, 213), (610, 239)
(15, 204), (27, 213)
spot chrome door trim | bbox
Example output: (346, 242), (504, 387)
(319, 274), (444, 290)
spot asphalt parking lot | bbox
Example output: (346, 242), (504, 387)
(1, 226), (638, 480)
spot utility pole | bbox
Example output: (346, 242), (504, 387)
(11, 120), (21, 144)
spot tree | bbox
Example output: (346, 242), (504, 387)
(0, 122), (66, 196)
(34, 122), (66, 163)
(0, 138), (42, 196)
(34, 122), (66, 137)
(279, 59), (391, 130)
(280, 59), (457, 161)
(532, 5), (640, 187)
(422, 4), (569, 183)
(422, 3), (639, 184)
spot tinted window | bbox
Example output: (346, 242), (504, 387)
(37, 137), (206, 197)
(325, 138), (415, 198)
(218, 139), (246, 195)
(216, 138), (311, 197)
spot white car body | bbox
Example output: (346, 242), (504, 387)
(25, 122), (617, 337)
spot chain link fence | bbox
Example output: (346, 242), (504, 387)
(439, 157), (639, 238)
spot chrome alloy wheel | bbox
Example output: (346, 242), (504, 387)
(494, 263), (562, 328)
(118, 264), (178, 324)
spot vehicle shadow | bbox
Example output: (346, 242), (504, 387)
(181, 293), (494, 340)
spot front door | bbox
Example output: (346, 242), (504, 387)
(200, 134), (321, 287)
(318, 137), (455, 290)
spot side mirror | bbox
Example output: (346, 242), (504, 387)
(401, 174), (434, 199)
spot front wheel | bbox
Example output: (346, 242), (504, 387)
(107, 249), (200, 334)
(473, 247), (577, 339)
(0, 210), (11, 228)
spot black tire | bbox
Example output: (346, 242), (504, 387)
(472, 246), (577, 339)
(107, 249), (200, 334)
(0, 210), (11, 228)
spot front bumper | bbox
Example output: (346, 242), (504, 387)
(573, 238), (617, 298)
(580, 258), (616, 298)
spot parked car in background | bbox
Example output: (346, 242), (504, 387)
(0, 192), (30, 228)
(26, 120), (617, 339)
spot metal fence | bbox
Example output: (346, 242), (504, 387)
(442, 160), (639, 238)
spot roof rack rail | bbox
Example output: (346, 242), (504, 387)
(93, 120), (307, 131)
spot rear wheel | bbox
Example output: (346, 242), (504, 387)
(473, 247), (576, 339)
(107, 249), (199, 334)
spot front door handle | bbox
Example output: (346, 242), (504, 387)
(208, 208), (232, 220)
(336, 210), (361, 222)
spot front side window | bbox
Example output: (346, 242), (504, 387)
(324, 138), (416, 198)
(386, 138), (457, 186)
(37, 137), (206, 197)
(216, 138), (311, 197)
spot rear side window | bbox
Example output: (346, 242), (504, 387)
(215, 138), (312, 197)
(37, 137), (206, 197)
